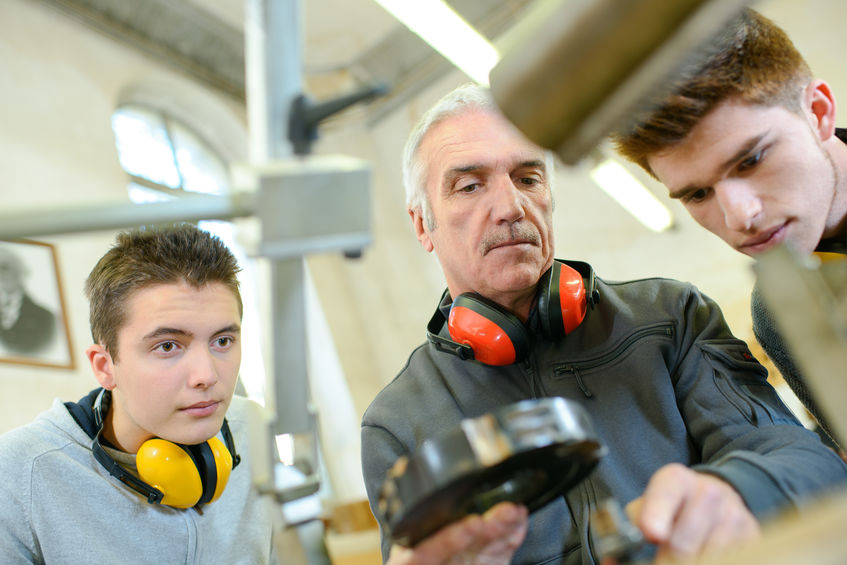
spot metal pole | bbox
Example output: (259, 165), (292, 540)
(245, 3), (324, 564)
(245, 0), (312, 437)
(0, 194), (254, 240)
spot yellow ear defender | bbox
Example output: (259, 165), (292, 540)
(91, 388), (241, 509)
(136, 436), (234, 508)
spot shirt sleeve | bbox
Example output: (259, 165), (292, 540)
(361, 420), (407, 563)
(673, 285), (847, 520)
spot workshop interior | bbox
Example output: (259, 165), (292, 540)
(1, 0), (846, 563)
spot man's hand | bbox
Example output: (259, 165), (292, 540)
(385, 502), (529, 565)
(626, 463), (760, 563)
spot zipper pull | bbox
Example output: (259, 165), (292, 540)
(560, 366), (594, 398)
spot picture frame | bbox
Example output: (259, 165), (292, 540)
(0, 239), (75, 369)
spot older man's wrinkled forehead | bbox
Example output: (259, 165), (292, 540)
(423, 110), (550, 177)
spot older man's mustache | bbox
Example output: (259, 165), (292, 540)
(481, 223), (541, 254)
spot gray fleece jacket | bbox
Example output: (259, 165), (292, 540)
(362, 271), (847, 564)
(0, 392), (277, 564)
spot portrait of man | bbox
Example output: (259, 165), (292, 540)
(0, 244), (58, 358)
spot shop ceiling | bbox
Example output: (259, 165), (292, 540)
(35, 0), (534, 122)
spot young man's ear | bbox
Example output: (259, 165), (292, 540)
(409, 207), (434, 253)
(805, 80), (837, 142)
(86, 344), (116, 390)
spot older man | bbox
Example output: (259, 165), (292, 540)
(363, 83), (847, 565)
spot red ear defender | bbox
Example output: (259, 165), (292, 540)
(447, 294), (530, 366)
(537, 261), (588, 340)
(429, 261), (597, 365)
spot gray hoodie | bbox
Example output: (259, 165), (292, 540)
(0, 393), (277, 564)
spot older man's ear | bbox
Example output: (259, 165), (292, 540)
(409, 207), (435, 253)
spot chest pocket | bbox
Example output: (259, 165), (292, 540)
(552, 322), (675, 398)
(699, 339), (798, 427)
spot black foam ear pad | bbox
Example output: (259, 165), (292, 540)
(447, 293), (530, 365)
(186, 442), (219, 506)
(537, 261), (588, 341)
(135, 436), (233, 508)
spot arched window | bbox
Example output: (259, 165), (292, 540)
(112, 105), (230, 202)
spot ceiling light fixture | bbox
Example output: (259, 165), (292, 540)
(373, 0), (499, 85)
(589, 158), (674, 232)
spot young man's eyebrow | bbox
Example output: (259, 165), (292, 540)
(142, 324), (240, 341)
(143, 327), (192, 341)
(668, 133), (768, 200)
(669, 184), (706, 200)
(718, 133), (767, 171)
(214, 324), (241, 335)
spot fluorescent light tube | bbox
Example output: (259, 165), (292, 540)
(373, 0), (500, 85)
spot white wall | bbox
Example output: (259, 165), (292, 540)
(1, 0), (153, 430)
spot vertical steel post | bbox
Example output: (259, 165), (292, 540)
(245, 0), (312, 437)
(244, 2), (320, 563)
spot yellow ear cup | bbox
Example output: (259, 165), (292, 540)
(814, 251), (847, 263)
(136, 439), (203, 508)
(206, 436), (233, 503)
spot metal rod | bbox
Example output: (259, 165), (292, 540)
(0, 193), (255, 239)
(490, 0), (752, 164)
(244, 0), (312, 438)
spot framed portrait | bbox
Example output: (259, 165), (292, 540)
(0, 239), (74, 369)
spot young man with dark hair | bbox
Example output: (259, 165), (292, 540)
(0, 224), (275, 564)
(613, 7), (847, 445)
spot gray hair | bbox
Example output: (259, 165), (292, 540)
(402, 83), (554, 230)
(0, 247), (26, 284)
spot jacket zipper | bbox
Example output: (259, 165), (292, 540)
(523, 355), (540, 399)
(554, 322), (675, 398)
